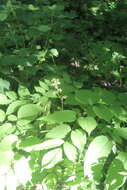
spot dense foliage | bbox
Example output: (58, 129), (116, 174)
(0, 0), (127, 189)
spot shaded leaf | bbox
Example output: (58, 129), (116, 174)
(93, 105), (113, 121)
(44, 110), (76, 123)
(75, 90), (99, 105)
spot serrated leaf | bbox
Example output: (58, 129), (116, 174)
(63, 142), (77, 162)
(46, 124), (71, 139)
(45, 110), (76, 123)
(17, 104), (41, 120)
(42, 148), (62, 169)
(93, 105), (113, 121)
(0, 109), (5, 122)
(71, 129), (86, 151)
(78, 117), (97, 135)
(84, 136), (112, 179)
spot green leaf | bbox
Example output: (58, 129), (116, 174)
(65, 94), (78, 105)
(44, 110), (76, 123)
(0, 93), (10, 105)
(34, 86), (45, 94)
(18, 85), (30, 97)
(75, 90), (99, 105)
(71, 129), (86, 151)
(63, 142), (77, 162)
(22, 139), (64, 152)
(18, 136), (41, 149)
(99, 89), (116, 104)
(16, 119), (32, 127)
(110, 105), (127, 121)
(78, 117), (97, 135)
(105, 159), (126, 190)
(84, 136), (112, 179)
(0, 109), (5, 122)
(118, 93), (127, 105)
(42, 148), (62, 169)
(0, 11), (8, 21)
(0, 123), (14, 140)
(37, 25), (51, 32)
(0, 78), (10, 91)
(46, 124), (71, 139)
(17, 104), (41, 120)
(93, 105), (113, 121)
(39, 81), (49, 90)
(50, 49), (59, 57)
(0, 151), (14, 166)
(117, 152), (127, 170)
(7, 115), (17, 121)
(113, 128), (127, 140)
(0, 135), (18, 152)
(6, 91), (17, 101)
(6, 100), (26, 115)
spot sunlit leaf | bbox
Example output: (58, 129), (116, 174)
(17, 104), (41, 120)
(84, 136), (112, 179)
(6, 100), (26, 115)
(0, 94), (10, 105)
(23, 139), (64, 152)
(46, 124), (71, 139)
(0, 135), (18, 152)
(71, 129), (86, 151)
(42, 148), (62, 169)
(63, 142), (77, 162)
(105, 159), (126, 190)
(0, 110), (5, 122)
(78, 116), (97, 135)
